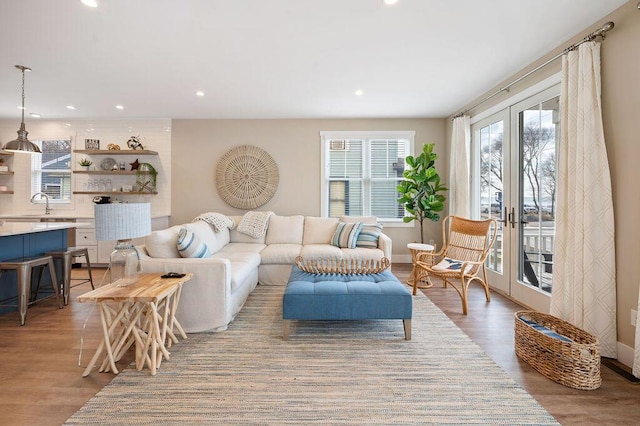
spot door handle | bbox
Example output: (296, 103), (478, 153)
(498, 207), (508, 226)
(508, 207), (516, 229)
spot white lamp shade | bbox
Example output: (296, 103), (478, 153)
(94, 203), (151, 241)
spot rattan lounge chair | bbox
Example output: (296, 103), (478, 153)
(415, 215), (497, 314)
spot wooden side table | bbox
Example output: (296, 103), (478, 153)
(78, 272), (192, 377)
(407, 243), (434, 295)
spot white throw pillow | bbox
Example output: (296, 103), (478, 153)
(265, 215), (304, 244)
(303, 217), (339, 245)
(177, 227), (212, 258)
(184, 221), (219, 254)
(144, 225), (181, 258)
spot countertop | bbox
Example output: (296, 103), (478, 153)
(0, 214), (95, 220)
(0, 221), (90, 237)
(0, 213), (169, 220)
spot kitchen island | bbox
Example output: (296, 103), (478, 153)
(0, 221), (89, 317)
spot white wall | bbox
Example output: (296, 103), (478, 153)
(0, 119), (171, 218)
(170, 118), (447, 261)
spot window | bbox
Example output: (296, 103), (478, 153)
(31, 139), (72, 203)
(321, 131), (413, 223)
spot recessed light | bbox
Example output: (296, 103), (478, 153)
(383, 0), (399, 5)
(81, 0), (98, 7)
(115, 105), (124, 110)
(66, 105), (76, 110)
(355, 89), (364, 96)
(17, 106), (25, 110)
(29, 113), (41, 118)
(196, 91), (205, 97)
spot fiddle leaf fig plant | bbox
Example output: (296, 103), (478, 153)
(397, 143), (447, 243)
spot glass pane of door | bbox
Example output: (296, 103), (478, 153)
(517, 97), (558, 294)
(480, 121), (505, 274)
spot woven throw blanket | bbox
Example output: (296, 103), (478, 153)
(193, 212), (236, 233)
(237, 211), (273, 238)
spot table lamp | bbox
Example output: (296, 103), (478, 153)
(95, 203), (151, 285)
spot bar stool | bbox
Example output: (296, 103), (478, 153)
(45, 247), (95, 306)
(0, 256), (63, 325)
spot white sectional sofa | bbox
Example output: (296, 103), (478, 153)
(136, 214), (391, 333)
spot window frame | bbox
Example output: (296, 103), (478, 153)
(320, 130), (414, 226)
(31, 139), (72, 205)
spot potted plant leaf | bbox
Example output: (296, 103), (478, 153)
(78, 158), (93, 170)
(397, 143), (447, 243)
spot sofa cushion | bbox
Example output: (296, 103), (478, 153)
(356, 223), (384, 249)
(331, 222), (363, 249)
(211, 251), (261, 269)
(303, 217), (339, 245)
(177, 227), (212, 258)
(339, 216), (378, 225)
(265, 215), (304, 245)
(218, 242), (266, 255)
(145, 225), (181, 258)
(340, 247), (385, 262)
(260, 244), (303, 264)
(300, 244), (343, 261)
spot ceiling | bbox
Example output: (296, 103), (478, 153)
(0, 0), (627, 120)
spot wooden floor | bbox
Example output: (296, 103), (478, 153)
(1, 265), (639, 425)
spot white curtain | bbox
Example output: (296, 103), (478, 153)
(551, 42), (617, 359)
(449, 115), (470, 218)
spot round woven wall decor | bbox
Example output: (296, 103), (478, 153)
(215, 145), (279, 209)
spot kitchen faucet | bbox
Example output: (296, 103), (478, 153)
(30, 192), (51, 215)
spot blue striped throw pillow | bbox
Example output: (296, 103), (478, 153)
(177, 227), (212, 258)
(331, 222), (363, 249)
(356, 223), (383, 249)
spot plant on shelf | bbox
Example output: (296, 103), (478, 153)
(397, 143), (447, 244)
(78, 158), (93, 169)
(136, 162), (158, 193)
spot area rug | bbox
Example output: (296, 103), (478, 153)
(66, 285), (559, 425)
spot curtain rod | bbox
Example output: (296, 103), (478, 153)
(452, 21), (615, 119)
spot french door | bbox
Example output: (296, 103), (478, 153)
(471, 86), (559, 312)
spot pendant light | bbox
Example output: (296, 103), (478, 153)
(2, 65), (41, 153)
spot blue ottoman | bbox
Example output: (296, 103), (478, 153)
(282, 266), (412, 340)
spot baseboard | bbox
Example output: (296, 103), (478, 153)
(617, 341), (634, 370)
(392, 255), (411, 264)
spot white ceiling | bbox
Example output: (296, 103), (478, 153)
(0, 0), (627, 120)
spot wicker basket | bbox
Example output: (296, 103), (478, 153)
(514, 311), (601, 390)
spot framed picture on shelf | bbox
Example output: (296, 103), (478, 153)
(85, 139), (100, 150)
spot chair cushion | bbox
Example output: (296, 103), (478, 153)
(330, 222), (363, 249)
(356, 223), (383, 249)
(177, 227), (212, 258)
(432, 257), (473, 274)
